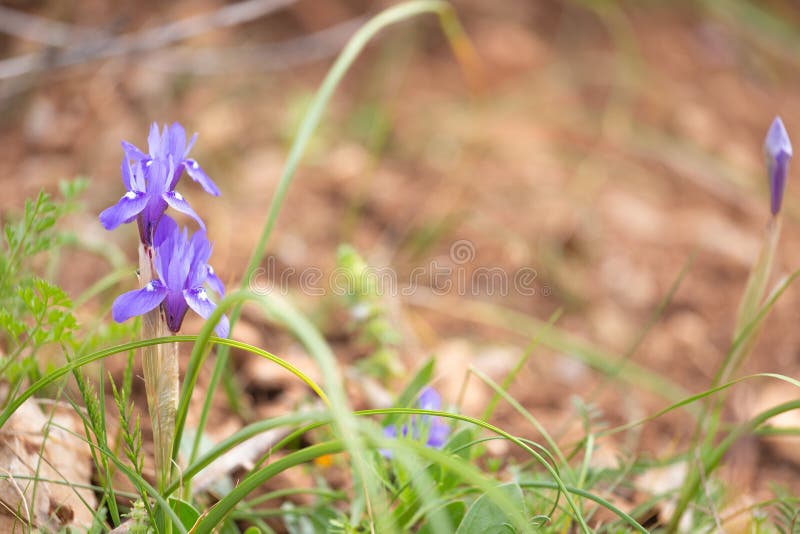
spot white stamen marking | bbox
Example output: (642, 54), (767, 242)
(191, 161), (199, 169)
(124, 191), (138, 200)
(173, 192), (183, 201)
(145, 160), (154, 167)
(197, 289), (209, 301)
(207, 265), (215, 275)
(145, 282), (156, 292)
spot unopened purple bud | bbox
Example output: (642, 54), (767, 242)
(765, 116), (793, 215)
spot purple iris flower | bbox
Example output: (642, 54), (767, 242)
(765, 116), (793, 215)
(122, 122), (220, 196)
(99, 157), (205, 244)
(381, 387), (450, 457)
(111, 216), (229, 337)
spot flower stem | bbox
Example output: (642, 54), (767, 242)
(138, 242), (179, 492)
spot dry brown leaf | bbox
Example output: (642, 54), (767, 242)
(0, 399), (96, 531)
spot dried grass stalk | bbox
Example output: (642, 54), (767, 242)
(138, 243), (178, 491)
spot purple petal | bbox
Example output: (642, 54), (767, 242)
(112, 280), (167, 323)
(121, 141), (148, 163)
(183, 160), (220, 196)
(162, 191), (206, 230)
(167, 123), (187, 158)
(147, 123), (162, 158)
(184, 132), (198, 159)
(765, 117), (793, 215)
(138, 195), (169, 244)
(206, 265), (225, 296)
(189, 229), (212, 265)
(167, 227), (192, 290)
(184, 287), (229, 337)
(146, 158), (171, 196)
(153, 215), (179, 249)
(426, 420), (449, 449)
(163, 289), (189, 332)
(765, 117), (793, 159)
(153, 217), (192, 292)
(130, 161), (148, 192)
(186, 231), (212, 288)
(120, 158), (133, 190)
(417, 387), (441, 411)
(770, 156), (791, 215)
(99, 191), (148, 230)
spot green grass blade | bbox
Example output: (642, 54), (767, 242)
(170, 289), (330, 479)
(519, 481), (648, 534)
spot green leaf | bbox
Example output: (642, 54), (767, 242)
(419, 501), (466, 534)
(437, 428), (479, 492)
(169, 497), (200, 530)
(445, 428), (476, 460)
(455, 483), (526, 534)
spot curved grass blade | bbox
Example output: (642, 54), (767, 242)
(170, 289), (331, 477)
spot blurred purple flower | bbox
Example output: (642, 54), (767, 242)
(112, 216), (228, 337)
(123, 122), (220, 196)
(99, 157), (205, 244)
(765, 116), (793, 215)
(381, 387), (450, 458)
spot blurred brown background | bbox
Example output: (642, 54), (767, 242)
(2, 0), (800, 497)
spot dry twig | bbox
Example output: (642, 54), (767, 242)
(0, 0), (296, 80)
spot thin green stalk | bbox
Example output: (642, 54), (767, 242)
(255, 293), (390, 530)
(576, 433), (594, 490)
(0, 474), (138, 500)
(195, 438), (533, 534)
(470, 367), (568, 468)
(728, 216), (782, 380)
(192, 441), (343, 533)
(358, 408), (590, 533)
(166, 411), (325, 496)
(594, 372), (800, 442)
(40, 417), (185, 533)
(519, 481), (648, 534)
(243, 487), (345, 508)
(667, 399), (800, 533)
(67, 368), (120, 525)
(0, 336), (191, 430)
(241, 0), (475, 285)
(698, 220), (784, 445)
(481, 309), (563, 422)
(188, 7), (478, 528)
(677, 262), (799, 529)
(170, 290), (330, 487)
(34, 417), (121, 528)
(0, 335), (319, 430)
(0, 192), (46, 289)
(180, 403), (593, 532)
